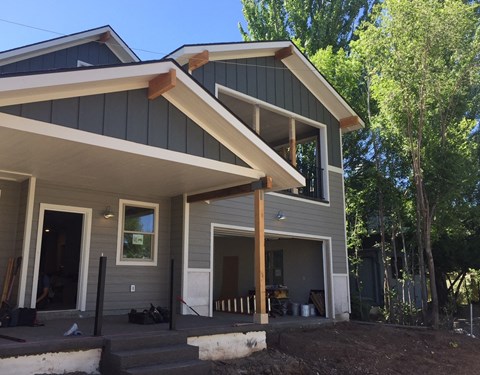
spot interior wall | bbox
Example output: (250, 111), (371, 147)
(213, 236), (323, 305)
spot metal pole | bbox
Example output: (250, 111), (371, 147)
(94, 256), (107, 336)
(169, 259), (175, 330)
(470, 302), (473, 336)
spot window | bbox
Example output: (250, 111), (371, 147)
(116, 199), (158, 266)
(266, 250), (284, 285)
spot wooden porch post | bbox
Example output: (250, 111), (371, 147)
(254, 189), (268, 324)
(289, 118), (298, 194)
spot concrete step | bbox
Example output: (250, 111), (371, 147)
(106, 331), (188, 351)
(110, 344), (199, 369)
(122, 360), (211, 375)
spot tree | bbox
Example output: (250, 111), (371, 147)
(353, 0), (480, 327)
(239, 0), (379, 54)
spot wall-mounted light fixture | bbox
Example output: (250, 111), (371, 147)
(275, 211), (286, 221)
(103, 206), (115, 219)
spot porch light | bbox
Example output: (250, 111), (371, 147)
(103, 206), (115, 219)
(275, 211), (286, 221)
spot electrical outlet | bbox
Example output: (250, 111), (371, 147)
(130, 284), (135, 292)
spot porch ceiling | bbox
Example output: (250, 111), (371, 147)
(0, 122), (263, 198)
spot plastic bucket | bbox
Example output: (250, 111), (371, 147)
(309, 304), (316, 316)
(301, 304), (310, 317)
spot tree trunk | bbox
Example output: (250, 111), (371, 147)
(424, 212), (439, 328)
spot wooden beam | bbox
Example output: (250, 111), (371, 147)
(289, 118), (296, 168)
(188, 50), (209, 72)
(275, 45), (293, 61)
(253, 189), (268, 324)
(98, 31), (111, 43)
(148, 69), (176, 100)
(339, 116), (361, 130)
(187, 176), (272, 203)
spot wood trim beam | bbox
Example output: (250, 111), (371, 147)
(148, 69), (176, 100)
(339, 116), (361, 130)
(98, 31), (111, 43)
(188, 50), (209, 72)
(253, 104), (260, 134)
(289, 118), (296, 168)
(253, 189), (268, 324)
(275, 45), (293, 61)
(187, 176), (272, 203)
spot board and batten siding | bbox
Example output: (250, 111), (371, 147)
(191, 56), (342, 168)
(0, 42), (121, 75)
(0, 89), (246, 167)
(23, 180), (171, 313)
(188, 171), (347, 274)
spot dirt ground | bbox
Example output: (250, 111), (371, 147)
(212, 321), (480, 375)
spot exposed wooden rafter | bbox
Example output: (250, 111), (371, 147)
(275, 45), (293, 61)
(148, 69), (176, 100)
(188, 50), (209, 72)
(98, 31), (111, 43)
(187, 176), (272, 203)
(339, 116), (361, 130)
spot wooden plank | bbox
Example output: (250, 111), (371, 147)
(339, 116), (360, 130)
(98, 31), (111, 43)
(275, 45), (293, 61)
(289, 118), (297, 167)
(1, 258), (14, 303)
(254, 189), (268, 323)
(148, 69), (176, 100)
(310, 291), (325, 316)
(189, 50), (209, 72)
(187, 176), (272, 203)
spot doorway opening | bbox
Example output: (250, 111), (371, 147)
(37, 210), (83, 311)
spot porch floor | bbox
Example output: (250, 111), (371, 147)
(0, 311), (332, 357)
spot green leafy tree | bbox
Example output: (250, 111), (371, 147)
(353, 0), (480, 327)
(239, 0), (379, 54)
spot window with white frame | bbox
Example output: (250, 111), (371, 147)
(117, 200), (158, 266)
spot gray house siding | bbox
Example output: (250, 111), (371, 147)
(0, 180), (21, 271)
(188, 171), (347, 274)
(22, 181), (171, 313)
(191, 56), (342, 167)
(0, 89), (245, 167)
(0, 42), (121, 75)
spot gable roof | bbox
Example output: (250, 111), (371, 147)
(0, 59), (305, 194)
(166, 41), (364, 133)
(0, 25), (139, 67)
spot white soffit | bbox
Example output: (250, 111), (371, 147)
(0, 26), (139, 67)
(167, 41), (364, 132)
(0, 61), (304, 191)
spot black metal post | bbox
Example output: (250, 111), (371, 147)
(169, 259), (175, 330)
(94, 256), (107, 336)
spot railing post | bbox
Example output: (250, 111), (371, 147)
(94, 255), (107, 336)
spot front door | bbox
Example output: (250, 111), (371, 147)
(32, 204), (92, 311)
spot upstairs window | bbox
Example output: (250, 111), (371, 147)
(116, 199), (158, 266)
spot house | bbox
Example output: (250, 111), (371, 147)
(0, 26), (362, 326)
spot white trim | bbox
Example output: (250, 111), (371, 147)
(0, 113), (264, 182)
(217, 84), (329, 130)
(267, 192), (330, 207)
(30, 204), (92, 311)
(211, 223), (334, 319)
(17, 177), (36, 307)
(328, 165), (344, 174)
(181, 194), (190, 315)
(339, 145), (351, 313)
(209, 223), (215, 317)
(116, 199), (159, 266)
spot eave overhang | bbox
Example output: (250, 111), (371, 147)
(0, 61), (304, 196)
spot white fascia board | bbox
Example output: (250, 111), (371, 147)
(168, 41), (291, 66)
(0, 26), (138, 67)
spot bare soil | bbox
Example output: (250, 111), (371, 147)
(212, 321), (480, 374)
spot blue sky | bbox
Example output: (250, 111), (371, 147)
(0, 1), (246, 60)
